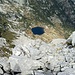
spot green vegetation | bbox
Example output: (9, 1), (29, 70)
(0, 30), (16, 57)
(0, 12), (16, 44)
(0, 47), (12, 57)
(2, 30), (16, 44)
(0, 10), (16, 57)
(63, 25), (74, 39)
(29, 0), (54, 25)
(0, 13), (9, 37)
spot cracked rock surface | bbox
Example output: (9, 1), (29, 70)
(0, 32), (74, 75)
(0, 0), (75, 75)
(0, 32), (75, 75)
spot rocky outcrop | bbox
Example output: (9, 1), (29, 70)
(66, 31), (75, 46)
(0, 32), (75, 75)
(0, 1), (75, 75)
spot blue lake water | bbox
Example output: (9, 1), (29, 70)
(31, 27), (44, 35)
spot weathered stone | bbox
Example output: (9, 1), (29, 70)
(0, 38), (6, 47)
(66, 31), (75, 46)
(8, 55), (44, 75)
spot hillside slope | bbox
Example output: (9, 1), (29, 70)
(0, 0), (75, 56)
(0, 1), (75, 75)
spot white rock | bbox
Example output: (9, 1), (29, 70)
(0, 38), (6, 47)
(8, 55), (44, 75)
(58, 68), (75, 75)
(5, 31), (75, 75)
(0, 6), (6, 14)
(2, 1), (75, 75)
(61, 67), (69, 72)
(66, 31), (75, 46)
(12, 45), (23, 56)
(58, 72), (69, 75)
(73, 64), (75, 68)
(72, 31), (75, 46)
(50, 39), (66, 46)
(45, 70), (54, 75)
(34, 39), (42, 48)
(13, 0), (25, 6)
(34, 70), (44, 75)
(0, 57), (8, 73)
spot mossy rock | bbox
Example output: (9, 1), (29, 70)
(0, 47), (12, 57)
(2, 30), (16, 44)
(8, 44), (15, 48)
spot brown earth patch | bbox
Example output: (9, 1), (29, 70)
(25, 24), (65, 43)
